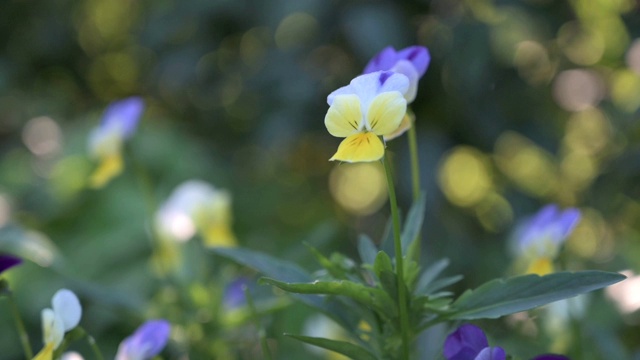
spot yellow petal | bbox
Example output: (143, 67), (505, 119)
(526, 257), (554, 276)
(202, 223), (237, 247)
(325, 94), (363, 137)
(89, 153), (123, 188)
(383, 111), (414, 141)
(329, 132), (384, 163)
(33, 343), (54, 360)
(367, 92), (407, 136)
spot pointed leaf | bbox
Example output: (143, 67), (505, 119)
(373, 251), (393, 279)
(415, 258), (450, 295)
(286, 334), (378, 360)
(358, 235), (378, 265)
(448, 271), (626, 320)
(421, 275), (464, 295)
(259, 277), (396, 317)
(212, 247), (359, 331)
(401, 193), (426, 255)
(305, 244), (346, 279)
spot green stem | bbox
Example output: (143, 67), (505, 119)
(7, 291), (33, 359)
(244, 286), (273, 360)
(86, 333), (104, 360)
(383, 155), (411, 360)
(407, 123), (422, 264)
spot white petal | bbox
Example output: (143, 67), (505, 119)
(42, 308), (65, 349)
(52, 289), (82, 331)
(390, 60), (419, 102)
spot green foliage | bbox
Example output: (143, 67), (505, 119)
(285, 334), (378, 360)
(447, 271), (626, 320)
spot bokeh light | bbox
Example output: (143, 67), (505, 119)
(329, 162), (387, 216)
(438, 146), (492, 208)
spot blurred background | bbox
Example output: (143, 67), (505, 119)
(1, 0), (640, 359)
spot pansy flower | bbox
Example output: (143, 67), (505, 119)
(87, 97), (144, 188)
(115, 319), (171, 360)
(444, 324), (570, 360)
(325, 71), (409, 162)
(155, 180), (236, 247)
(363, 46), (430, 140)
(444, 324), (506, 360)
(364, 46), (430, 103)
(512, 205), (581, 275)
(33, 289), (82, 360)
(0, 254), (22, 275)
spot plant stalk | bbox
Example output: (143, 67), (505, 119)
(407, 122), (422, 263)
(383, 154), (411, 360)
(7, 291), (33, 359)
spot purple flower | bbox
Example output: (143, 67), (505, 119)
(115, 319), (171, 360)
(100, 97), (145, 139)
(444, 324), (506, 360)
(532, 355), (570, 360)
(223, 277), (251, 309)
(363, 46), (430, 103)
(0, 254), (22, 274)
(515, 205), (581, 257)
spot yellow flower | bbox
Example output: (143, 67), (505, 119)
(325, 71), (409, 162)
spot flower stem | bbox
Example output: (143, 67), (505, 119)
(244, 286), (273, 360)
(383, 154), (411, 360)
(7, 291), (33, 359)
(407, 123), (422, 262)
(86, 333), (104, 360)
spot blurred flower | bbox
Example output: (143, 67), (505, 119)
(0, 253), (22, 274)
(33, 289), (82, 360)
(60, 352), (84, 360)
(443, 324), (506, 360)
(511, 205), (581, 275)
(223, 277), (250, 309)
(363, 46), (430, 140)
(87, 97), (144, 188)
(325, 71), (408, 162)
(115, 319), (171, 360)
(155, 180), (236, 247)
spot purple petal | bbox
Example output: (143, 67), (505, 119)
(397, 46), (431, 77)
(363, 46), (399, 74)
(475, 347), (506, 360)
(444, 324), (489, 360)
(531, 355), (570, 360)
(224, 277), (251, 309)
(378, 71), (393, 86)
(101, 97), (145, 138)
(0, 254), (22, 274)
(118, 319), (170, 359)
(556, 208), (581, 240)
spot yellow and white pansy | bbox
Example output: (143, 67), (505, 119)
(33, 289), (82, 360)
(325, 71), (409, 162)
(87, 97), (144, 188)
(155, 180), (236, 247)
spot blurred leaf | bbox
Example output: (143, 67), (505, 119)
(259, 277), (397, 318)
(0, 224), (60, 269)
(212, 247), (360, 331)
(358, 234), (378, 266)
(448, 271), (626, 320)
(401, 193), (426, 257)
(415, 258), (451, 295)
(305, 243), (346, 279)
(285, 334), (378, 360)
(373, 251), (393, 279)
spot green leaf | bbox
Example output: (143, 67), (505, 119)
(212, 247), (359, 331)
(285, 334), (378, 360)
(259, 277), (397, 318)
(358, 235), (378, 266)
(448, 271), (626, 320)
(415, 258), (450, 295)
(378, 269), (397, 300)
(373, 251), (393, 279)
(401, 193), (426, 256)
(421, 275), (464, 295)
(305, 243), (346, 279)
